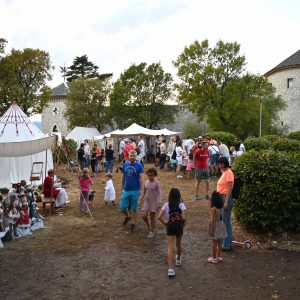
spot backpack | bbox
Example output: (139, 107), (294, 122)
(168, 208), (183, 225)
(171, 149), (177, 160)
(232, 177), (243, 199)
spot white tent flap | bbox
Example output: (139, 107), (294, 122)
(0, 136), (56, 157)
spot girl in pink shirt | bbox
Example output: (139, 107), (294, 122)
(79, 168), (93, 212)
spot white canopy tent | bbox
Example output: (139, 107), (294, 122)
(107, 123), (181, 137)
(66, 126), (100, 146)
(0, 103), (54, 188)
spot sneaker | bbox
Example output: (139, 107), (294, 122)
(122, 216), (131, 226)
(130, 224), (136, 233)
(177, 175), (183, 179)
(147, 231), (155, 239)
(205, 194), (210, 200)
(207, 257), (218, 264)
(168, 268), (176, 277)
(194, 194), (200, 200)
(175, 255), (182, 266)
(216, 257), (223, 262)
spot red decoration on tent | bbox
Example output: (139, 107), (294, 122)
(0, 102), (34, 137)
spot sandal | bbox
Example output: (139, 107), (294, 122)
(207, 257), (218, 264)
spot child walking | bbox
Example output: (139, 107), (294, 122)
(103, 172), (116, 205)
(79, 168), (93, 212)
(186, 149), (194, 179)
(208, 191), (228, 264)
(158, 188), (186, 278)
(140, 168), (161, 239)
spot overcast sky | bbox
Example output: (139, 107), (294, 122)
(1, 0), (299, 120)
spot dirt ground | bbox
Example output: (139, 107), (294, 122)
(1, 164), (300, 300)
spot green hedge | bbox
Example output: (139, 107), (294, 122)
(232, 150), (300, 232)
(272, 137), (300, 152)
(244, 137), (271, 151)
(287, 131), (300, 141)
(263, 134), (281, 143)
(204, 131), (237, 147)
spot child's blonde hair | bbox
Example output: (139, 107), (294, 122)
(105, 172), (113, 179)
(82, 168), (90, 179)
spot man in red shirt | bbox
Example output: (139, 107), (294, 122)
(123, 138), (134, 162)
(193, 141), (210, 200)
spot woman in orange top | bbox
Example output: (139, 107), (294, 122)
(216, 157), (234, 251)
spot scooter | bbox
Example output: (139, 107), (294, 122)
(232, 240), (252, 249)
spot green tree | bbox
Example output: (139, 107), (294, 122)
(0, 47), (52, 115)
(173, 40), (286, 138)
(65, 77), (112, 132)
(110, 62), (176, 129)
(65, 55), (112, 83)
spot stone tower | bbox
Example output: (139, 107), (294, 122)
(42, 83), (69, 137)
(265, 50), (300, 132)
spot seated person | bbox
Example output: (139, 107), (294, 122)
(42, 169), (68, 208)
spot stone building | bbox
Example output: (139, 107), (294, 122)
(265, 50), (300, 132)
(42, 83), (70, 137)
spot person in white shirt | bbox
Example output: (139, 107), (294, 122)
(218, 141), (230, 159)
(175, 140), (184, 178)
(208, 143), (220, 177)
(159, 139), (167, 169)
(184, 136), (195, 154)
(137, 135), (146, 163)
(236, 140), (246, 157)
(84, 140), (91, 168)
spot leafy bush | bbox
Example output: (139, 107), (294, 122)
(272, 137), (300, 152)
(232, 150), (300, 232)
(53, 138), (78, 164)
(243, 137), (271, 151)
(263, 134), (281, 143)
(287, 131), (300, 141)
(204, 131), (237, 147)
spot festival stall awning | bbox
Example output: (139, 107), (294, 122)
(108, 123), (181, 137)
(0, 135), (56, 157)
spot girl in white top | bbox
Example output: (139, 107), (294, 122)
(103, 173), (116, 205)
(158, 188), (186, 278)
(175, 140), (184, 179)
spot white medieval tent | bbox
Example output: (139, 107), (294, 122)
(66, 126), (100, 146)
(0, 102), (55, 188)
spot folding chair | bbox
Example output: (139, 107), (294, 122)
(30, 162), (44, 185)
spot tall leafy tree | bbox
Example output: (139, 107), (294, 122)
(65, 77), (112, 132)
(0, 47), (52, 115)
(65, 55), (112, 82)
(110, 62), (177, 129)
(173, 40), (286, 138)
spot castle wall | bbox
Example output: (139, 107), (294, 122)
(42, 97), (70, 137)
(267, 68), (300, 132)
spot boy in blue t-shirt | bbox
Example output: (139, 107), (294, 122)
(120, 150), (144, 233)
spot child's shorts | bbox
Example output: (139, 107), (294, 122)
(167, 222), (183, 237)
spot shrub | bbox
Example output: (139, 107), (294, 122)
(263, 134), (281, 143)
(243, 137), (271, 151)
(53, 138), (78, 164)
(232, 150), (300, 232)
(272, 137), (300, 152)
(204, 131), (237, 147)
(287, 131), (300, 141)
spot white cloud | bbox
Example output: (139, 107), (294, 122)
(0, 0), (299, 88)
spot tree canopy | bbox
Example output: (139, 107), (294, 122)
(0, 45), (53, 116)
(64, 55), (112, 83)
(173, 39), (286, 138)
(65, 77), (112, 132)
(110, 62), (177, 129)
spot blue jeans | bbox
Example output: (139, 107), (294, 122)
(222, 195), (234, 249)
(105, 160), (114, 173)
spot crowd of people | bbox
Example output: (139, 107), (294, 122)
(74, 134), (245, 278)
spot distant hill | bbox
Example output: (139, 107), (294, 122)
(33, 121), (42, 130)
